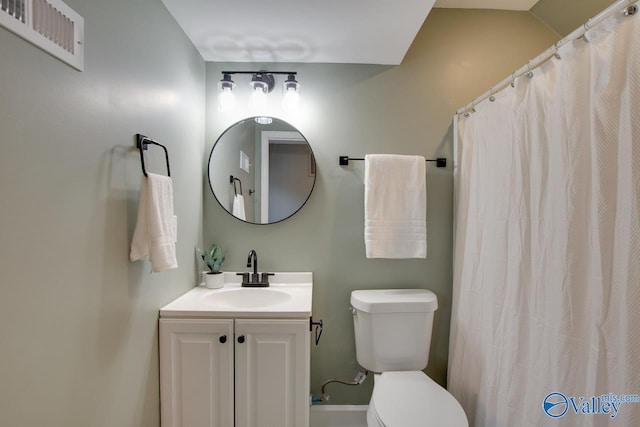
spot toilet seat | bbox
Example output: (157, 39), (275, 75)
(368, 371), (468, 427)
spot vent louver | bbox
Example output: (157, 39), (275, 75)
(0, 0), (83, 71)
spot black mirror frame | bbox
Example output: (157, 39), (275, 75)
(207, 116), (316, 225)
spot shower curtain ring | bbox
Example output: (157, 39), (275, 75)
(554, 42), (562, 60)
(525, 62), (534, 79)
(489, 87), (496, 102)
(583, 20), (592, 42)
(462, 102), (473, 117)
(510, 71), (517, 88)
(623, 5), (637, 16)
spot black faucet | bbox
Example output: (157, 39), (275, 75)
(247, 249), (258, 282)
(238, 249), (273, 287)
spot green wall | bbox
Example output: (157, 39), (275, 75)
(0, 1), (205, 426)
(203, 8), (558, 404)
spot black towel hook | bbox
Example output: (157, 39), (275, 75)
(230, 175), (243, 196)
(136, 134), (171, 177)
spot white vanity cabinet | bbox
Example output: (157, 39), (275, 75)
(160, 317), (310, 427)
(234, 319), (310, 427)
(159, 319), (234, 427)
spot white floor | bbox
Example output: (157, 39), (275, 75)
(310, 405), (368, 427)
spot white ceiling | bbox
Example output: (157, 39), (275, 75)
(162, 0), (540, 65)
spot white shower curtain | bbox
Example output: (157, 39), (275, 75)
(449, 10), (640, 427)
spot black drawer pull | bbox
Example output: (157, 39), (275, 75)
(219, 335), (227, 344)
(237, 335), (245, 344)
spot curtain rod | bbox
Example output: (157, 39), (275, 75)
(456, 0), (638, 115)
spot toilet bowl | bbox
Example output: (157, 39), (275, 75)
(367, 372), (467, 427)
(351, 289), (468, 427)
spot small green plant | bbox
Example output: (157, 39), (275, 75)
(197, 244), (225, 273)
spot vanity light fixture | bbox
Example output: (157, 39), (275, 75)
(218, 70), (300, 113)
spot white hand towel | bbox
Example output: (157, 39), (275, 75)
(364, 154), (427, 258)
(232, 194), (246, 221)
(130, 173), (178, 272)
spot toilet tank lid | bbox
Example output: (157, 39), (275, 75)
(351, 289), (438, 313)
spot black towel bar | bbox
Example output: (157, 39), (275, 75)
(339, 155), (446, 168)
(230, 175), (243, 196)
(137, 134), (171, 177)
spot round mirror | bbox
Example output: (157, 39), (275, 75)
(208, 117), (316, 224)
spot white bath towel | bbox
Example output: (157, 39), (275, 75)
(232, 194), (246, 221)
(130, 173), (178, 272)
(364, 154), (427, 258)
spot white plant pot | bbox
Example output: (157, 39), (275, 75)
(203, 271), (224, 289)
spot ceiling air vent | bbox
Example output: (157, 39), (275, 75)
(0, 0), (84, 71)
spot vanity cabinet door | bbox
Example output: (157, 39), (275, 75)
(160, 319), (234, 427)
(234, 319), (310, 427)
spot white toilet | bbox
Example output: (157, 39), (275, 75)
(351, 289), (468, 427)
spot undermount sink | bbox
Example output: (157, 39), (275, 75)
(203, 288), (292, 308)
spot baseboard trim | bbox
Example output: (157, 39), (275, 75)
(310, 405), (368, 427)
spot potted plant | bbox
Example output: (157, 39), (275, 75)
(197, 243), (226, 289)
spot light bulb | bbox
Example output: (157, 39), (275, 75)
(283, 87), (300, 112)
(218, 86), (235, 112)
(251, 81), (268, 112)
(218, 73), (235, 112)
(282, 74), (300, 112)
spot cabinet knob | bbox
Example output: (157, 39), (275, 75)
(237, 335), (245, 344)
(219, 335), (227, 344)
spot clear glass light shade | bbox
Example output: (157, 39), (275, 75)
(283, 86), (300, 112)
(282, 77), (300, 112)
(250, 81), (269, 112)
(218, 86), (235, 112)
(218, 76), (235, 112)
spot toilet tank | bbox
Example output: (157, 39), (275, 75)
(351, 289), (438, 372)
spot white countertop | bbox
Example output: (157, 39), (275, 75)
(160, 272), (313, 319)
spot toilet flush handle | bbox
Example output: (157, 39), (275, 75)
(350, 306), (357, 315)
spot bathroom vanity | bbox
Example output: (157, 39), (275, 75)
(159, 272), (313, 427)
